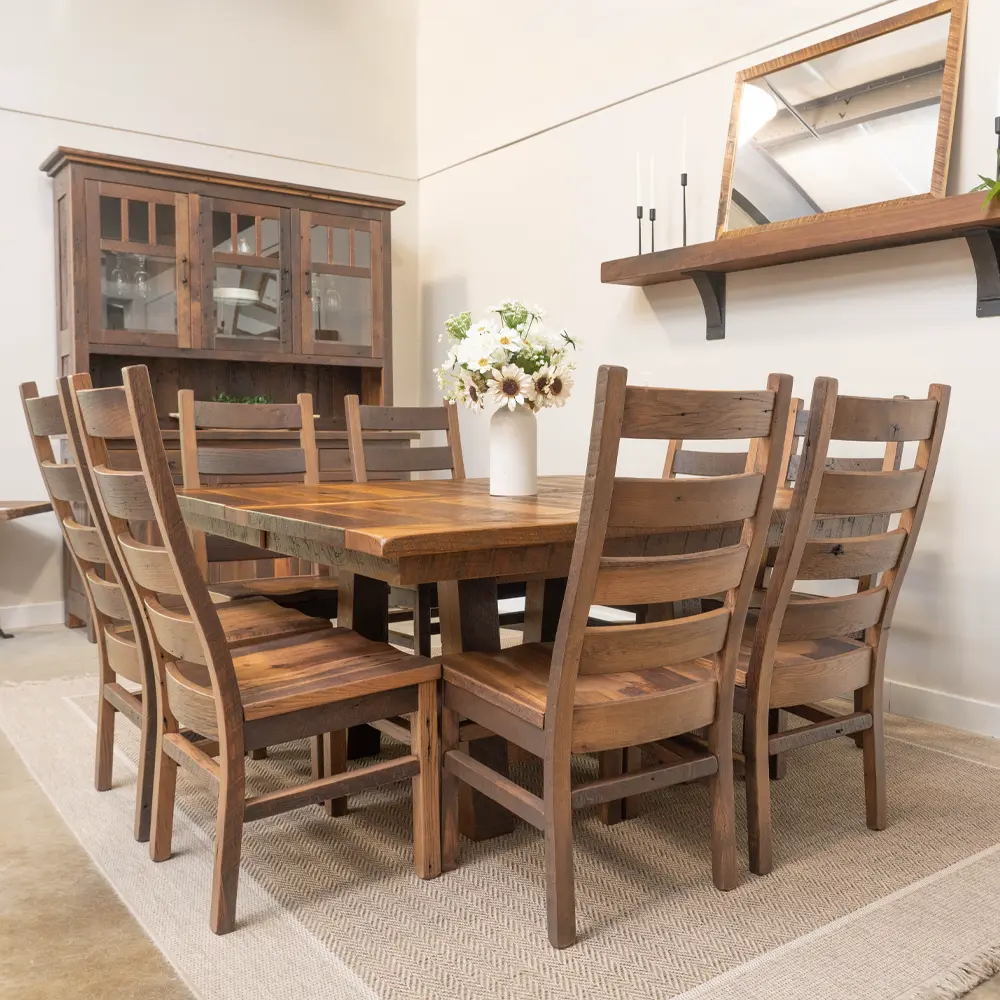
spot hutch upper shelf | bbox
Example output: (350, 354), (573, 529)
(41, 147), (402, 414)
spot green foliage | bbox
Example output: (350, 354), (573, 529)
(444, 311), (472, 340)
(973, 155), (1000, 212)
(213, 392), (273, 404)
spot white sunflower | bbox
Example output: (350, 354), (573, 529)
(457, 371), (486, 411)
(487, 364), (535, 411)
(534, 363), (573, 407)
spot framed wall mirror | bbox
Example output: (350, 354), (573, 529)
(716, 0), (967, 238)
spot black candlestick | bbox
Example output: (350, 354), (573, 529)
(637, 205), (644, 254)
(649, 207), (657, 252)
(681, 173), (688, 247)
(995, 117), (1000, 181)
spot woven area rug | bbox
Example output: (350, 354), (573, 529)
(4, 649), (1000, 999)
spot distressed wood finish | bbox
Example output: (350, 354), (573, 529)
(739, 377), (949, 876)
(437, 367), (791, 947)
(76, 363), (441, 935)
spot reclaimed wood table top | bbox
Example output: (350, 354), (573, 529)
(0, 501), (52, 522)
(177, 476), (796, 561)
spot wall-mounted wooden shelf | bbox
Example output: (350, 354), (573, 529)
(601, 192), (1000, 339)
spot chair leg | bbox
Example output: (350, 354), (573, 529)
(768, 709), (787, 780)
(411, 680), (441, 879)
(94, 688), (115, 793)
(149, 728), (179, 864)
(852, 689), (866, 748)
(544, 755), (576, 948)
(133, 692), (157, 843)
(862, 701), (887, 831)
(441, 705), (461, 872)
(598, 748), (642, 825)
(414, 584), (434, 659)
(743, 707), (773, 876)
(708, 716), (738, 890)
(250, 747), (267, 760)
(210, 759), (246, 935)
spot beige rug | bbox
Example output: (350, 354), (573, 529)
(4, 638), (1000, 999)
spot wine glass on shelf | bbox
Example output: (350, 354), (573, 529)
(110, 254), (128, 298)
(134, 255), (150, 299)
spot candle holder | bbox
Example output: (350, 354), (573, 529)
(649, 207), (657, 253)
(681, 173), (689, 247)
(636, 205), (644, 254)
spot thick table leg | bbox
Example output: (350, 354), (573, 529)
(439, 577), (516, 842)
(338, 571), (387, 759)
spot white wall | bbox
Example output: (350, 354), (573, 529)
(417, 0), (1000, 734)
(0, 0), (419, 625)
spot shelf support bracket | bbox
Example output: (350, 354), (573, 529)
(966, 228), (1000, 318)
(685, 271), (727, 340)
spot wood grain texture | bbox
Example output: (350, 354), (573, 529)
(0, 500), (52, 521)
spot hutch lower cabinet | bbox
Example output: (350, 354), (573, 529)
(42, 148), (408, 628)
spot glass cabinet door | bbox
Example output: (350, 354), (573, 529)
(203, 199), (292, 353)
(86, 181), (190, 348)
(299, 211), (382, 358)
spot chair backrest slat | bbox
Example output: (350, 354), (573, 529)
(345, 395), (464, 483)
(745, 376), (949, 708)
(24, 394), (66, 437)
(41, 461), (87, 504)
(671, 449), (748, 477)
(146, 598), (209, 666)
(814, 468), (924, 516)
(578, 607), (731, 675)
(190, 399), (305, 430)
(607, 474), (763, 532)
(93, 468), (159, 521)
(593, 544), (750, 607)
(63, 517), (108, 563)
(118, 535), (186, 596)
(195, 446), (308, 479)
(543, 366), (793, 747)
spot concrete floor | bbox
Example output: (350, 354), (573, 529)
(2, 623), (999, 999)
(0, 625), (192, 999)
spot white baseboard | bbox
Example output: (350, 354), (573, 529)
(886, 678), (1000, 740)
(0, 601), (65, 632)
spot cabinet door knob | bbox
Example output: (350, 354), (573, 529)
(181, 256), (189, 287)
(305, 271), (312, 295)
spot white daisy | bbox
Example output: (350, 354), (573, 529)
(487, 364), (535, 411)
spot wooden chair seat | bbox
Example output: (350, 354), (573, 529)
(442, 642), (718, 752)
(165, 628), (439, 728)
(736, 629), (872, 706)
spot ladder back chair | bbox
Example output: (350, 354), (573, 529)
(440, 365), (793, 948)
(71, 364), (441, 934)
(61, 373), (337, 767)
(739, 377), (949, 876)
(20, 381), (158, 842)
(177, 390), (338, 617)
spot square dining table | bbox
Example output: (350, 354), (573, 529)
(177, 475), (812, 841)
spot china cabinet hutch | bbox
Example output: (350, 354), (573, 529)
(42, 148), (407, 627)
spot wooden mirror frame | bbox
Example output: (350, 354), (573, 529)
(715, 0), (968, 240)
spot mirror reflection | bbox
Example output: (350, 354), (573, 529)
(724, 12), (952, 232)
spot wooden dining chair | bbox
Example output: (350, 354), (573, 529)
(19, 381), (162, 841)
(67, 364), (441, 934)
(439, 365), (792, 947)
(177, 390), (338, 618)
(738, 377), (949, 877)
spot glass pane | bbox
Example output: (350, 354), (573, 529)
(311, 273), (370, 345)
(127, 200), (149, 243)
(310, 225), (328, 264)
(332, 228), (350, 265)
(213, 265), (280, 340)
(212, 211), (233, 252)
(101, 251), (177, 334)
(236, 214), (256, 255)
(260, 218), (280, 258)
(99, 196), (122, 240)
(154, 203), (176, 247)
(353, 230), (371, 267)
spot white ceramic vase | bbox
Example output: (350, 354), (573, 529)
(489, 403), (537, 497)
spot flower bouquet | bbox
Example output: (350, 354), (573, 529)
(435, 300), (576, 496)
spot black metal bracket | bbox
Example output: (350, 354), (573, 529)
(686, 271), (727, 340)
(966, 228), (1000, 318)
